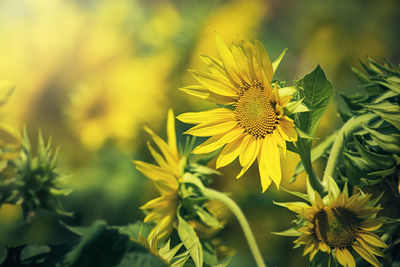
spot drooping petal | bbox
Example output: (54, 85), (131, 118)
(358, 232), (387, 248)
(352, 243), (381, 267)
(336, 248), (356, 267)
(237, 137), (261, 178)
(258, 144), (273, 192)
(216, 134), (246, 168)
(192, 126), (244, 154)
(278, 117), (298, 141)
(359, 219), (384, 231)
(262, 135), (282, 189)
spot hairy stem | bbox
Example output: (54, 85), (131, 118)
(323, 113), (378, 182)
(203, 188), (267, 267)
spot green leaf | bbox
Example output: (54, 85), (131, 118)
(63, 221), (129, 267)
(59, 220), (91, 236)
(293, 65), (334, 192)
(177, 207), (203, 267)
(195, 206), (223, 229)
(281, 187), (309, 202)
(295, 65), (335, 136)
(368, 102), (400, 130)
(271, 228), (302, 237)
(20, 245), (51, 263)
(363, 126), (400, 154)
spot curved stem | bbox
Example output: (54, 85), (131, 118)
(323, 113), (378, 182)
(203, 188), (267, 267)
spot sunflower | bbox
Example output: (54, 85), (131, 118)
(133, 109), (182, 242)
(178, 36), (306, 192)
(275, 177), (387, 267)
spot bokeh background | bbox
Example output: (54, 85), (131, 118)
(0, 0), (399, 266)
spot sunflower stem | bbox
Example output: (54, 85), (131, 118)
(323, 113), (379, 182)
(203, 188), (267, 267)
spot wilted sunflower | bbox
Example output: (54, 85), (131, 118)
(178, 36), (306, 192)
(133, 109), (181, 242)
(275, 177), (387, 267)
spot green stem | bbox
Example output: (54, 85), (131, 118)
(323, 113), (378, 181)
(203, 188), (267, 267)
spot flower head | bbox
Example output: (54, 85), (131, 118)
(275, 177), (387, 267)
(178, 36), (306, 192)
(133, 109), (181, 242)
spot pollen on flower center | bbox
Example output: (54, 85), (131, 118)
(313, 207), (360, 249)
(234, 82), (278, 138)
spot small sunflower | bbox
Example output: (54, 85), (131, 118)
(275, 177), (387, 267)
(178, 36), (306, 192)
(133, 109), (181, 242)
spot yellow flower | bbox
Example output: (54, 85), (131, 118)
(178, 36), (303, 192)
(133, 109), (181, 242)
(275, 177), (387, 267)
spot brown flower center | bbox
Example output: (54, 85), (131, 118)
(234, 82), (278, 138)
(313, 207), (360, 249)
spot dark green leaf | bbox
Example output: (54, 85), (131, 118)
(295, 65), (335, 136)
(177, 207), (203, 267)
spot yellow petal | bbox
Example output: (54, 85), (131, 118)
(140, 196), (168, 210)
(358, 232), (387, 248)
(167, 109), (178, 158)
(352, 243), (381, 267)
(319, 242), (330, 253)
(258, 143), (272, 192)
(192, 126), (244, 154)
(262, 136), (282, 189)
(356, 238), (385, 257)
(254, 40), (273, 83)
(184, 120), (238, 137)
(134, 161), (178, 188)
(179, 85), (235, 105)
(274, 201), (311, 214)
(190, 69), (237, 97)
(231, 44), (252, 84)
(360, 219), (384, 231)
(303, 240), (316, 256)
(216, 134), (246, 168)
(199, 54), (232, 83)
(237, 137), (261, 178)
(146, 142), (172, 174)
(215, 35), (242, 86)
(278, 117), (298, 141)
(272, 130), (286, 156)
(336, 248), (356, 267)
(236, 38), (257, 81)
(177, 108), (235, 124)
(144, 126), (179, 166)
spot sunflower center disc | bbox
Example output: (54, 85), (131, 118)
(313, 207), (360, 249)
(235, 83), (277, 138)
